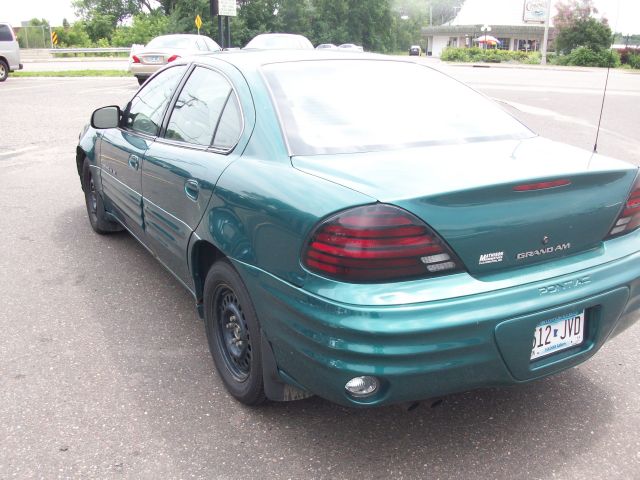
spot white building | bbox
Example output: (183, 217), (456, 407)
(423, 0), (555, 57)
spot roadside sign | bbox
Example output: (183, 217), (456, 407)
(523, 0), (547, 23)
(51, 31), (58, 45)
(195, 14), (202, 34)
(211, 0), (237, 17)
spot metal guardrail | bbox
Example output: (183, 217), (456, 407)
(48, 47), (131, 54)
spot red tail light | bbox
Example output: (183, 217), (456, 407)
(607, 175), (640, 238)
(132, 55), (141, 63)
(167, 54), (181, 63)
(302, 204), (462, 283)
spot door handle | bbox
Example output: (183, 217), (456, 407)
(128, 154), (140, 170)
(184, 179), (200, 201)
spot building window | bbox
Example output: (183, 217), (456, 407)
(517, 39), (535, 51)
(448, 37), (458, 47)
(497, 38), (510, 50)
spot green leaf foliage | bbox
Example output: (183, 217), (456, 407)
(555, 17), (612, 54)
(556, 46), (620, 67)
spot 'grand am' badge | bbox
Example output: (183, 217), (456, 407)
(517, 243), (571, 260)
(478, 251), (504, 265)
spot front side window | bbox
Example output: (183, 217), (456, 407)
(126, 66), (187, 136)
(165, 67), (237, 147)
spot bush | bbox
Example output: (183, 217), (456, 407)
(628, 53), (640, 69)
(440, 47), (470, 62)
(556, 46), (621, 68)
(440, 47), (540, 64)
(617, 48), (640, 69)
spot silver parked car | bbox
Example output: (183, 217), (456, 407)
(244, 33), (314, 50)
(129, 34), (221, 85)
(316, 43), (338, 50)
(338, 43), (364, 52)
(0, 22), (22, 81)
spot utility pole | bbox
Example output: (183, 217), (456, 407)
(541, 0), (552, 65)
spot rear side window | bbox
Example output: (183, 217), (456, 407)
(213, 94), (242, 150)
(126, 65), (187, 136)
(0, 25), (14, 42)
(165, 66), (239, 148)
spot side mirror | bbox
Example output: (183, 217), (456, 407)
(91, 106), (121, 129)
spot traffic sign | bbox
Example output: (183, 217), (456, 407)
(211, 0), (237, 17)
(195, 14), (202, 33)
(51, 31), (58, 45)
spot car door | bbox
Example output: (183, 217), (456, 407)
(100, 65), (187, 240)
(142, 65), (244, 285)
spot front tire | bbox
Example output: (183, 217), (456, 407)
(0, 60), (8, 82)
(203, 260), (266, 406)
(81, 158), (122, 234)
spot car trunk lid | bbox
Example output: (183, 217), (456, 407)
(292, 137), (637, 276)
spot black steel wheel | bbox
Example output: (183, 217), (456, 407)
(0, 60), (8, 82)
(204, 260), (266, 405)
(81, 158), (122, 234)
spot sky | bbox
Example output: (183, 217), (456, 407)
(1, 0), (639, 33)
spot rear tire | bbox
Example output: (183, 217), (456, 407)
(136, 76), (146, 86)
(0, 60), (8, 82)
(81, 158), (122, 234)
(203, 260), (266, 406)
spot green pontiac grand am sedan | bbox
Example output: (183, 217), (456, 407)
(76, 50), (640, 407)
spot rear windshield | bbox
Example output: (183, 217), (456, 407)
(262, 60), (534, 156)
(147, 36), (196, 49)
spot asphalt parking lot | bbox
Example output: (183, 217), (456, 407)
(1, 67), (639, 479)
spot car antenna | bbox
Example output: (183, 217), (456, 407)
(593, 0), (620, 154)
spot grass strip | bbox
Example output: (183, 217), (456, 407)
(12, 70), (131, 77)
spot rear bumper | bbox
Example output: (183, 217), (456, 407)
(129, 63), (162, 77)
(234, 245), (640, 407)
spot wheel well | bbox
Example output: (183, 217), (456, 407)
(191, 240), (223, 304)
(76, 147), (86, 189)
(0, 56), (8, 66)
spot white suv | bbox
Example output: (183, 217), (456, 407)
(0, 22), (22, 81)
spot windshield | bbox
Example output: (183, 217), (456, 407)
(263, 60), (534, 155)
(147, 36), (197, 50)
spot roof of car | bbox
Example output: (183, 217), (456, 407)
(190, 49), (394, 72)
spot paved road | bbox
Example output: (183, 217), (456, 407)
(0, 74), (639, 479)
(22, 58), (130, 71)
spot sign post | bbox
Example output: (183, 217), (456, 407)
(480, 25), (491, 50)
(195, 14), (202, 35)
(540, 0), (553, 64)
(210, 0), (237, 49)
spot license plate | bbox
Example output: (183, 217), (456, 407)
(145, 56), (163, 64)
(530, 311), (585, 360)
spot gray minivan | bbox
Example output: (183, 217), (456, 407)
(0, 22), (22, 81)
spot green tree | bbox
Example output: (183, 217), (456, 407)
(274, 0), (313, 36)
(554, 0), (612, 54)
(55, 21), (92, 47)
(16, 18), (51, 49)
(111, 11), (170, 46)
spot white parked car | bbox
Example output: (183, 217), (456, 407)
(244, 33), (314, 50)
(338, 43), (364, 52)
(316, 43), (338, 50)
(129, 34), (221, 85)
(0, 22), (22, 81)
